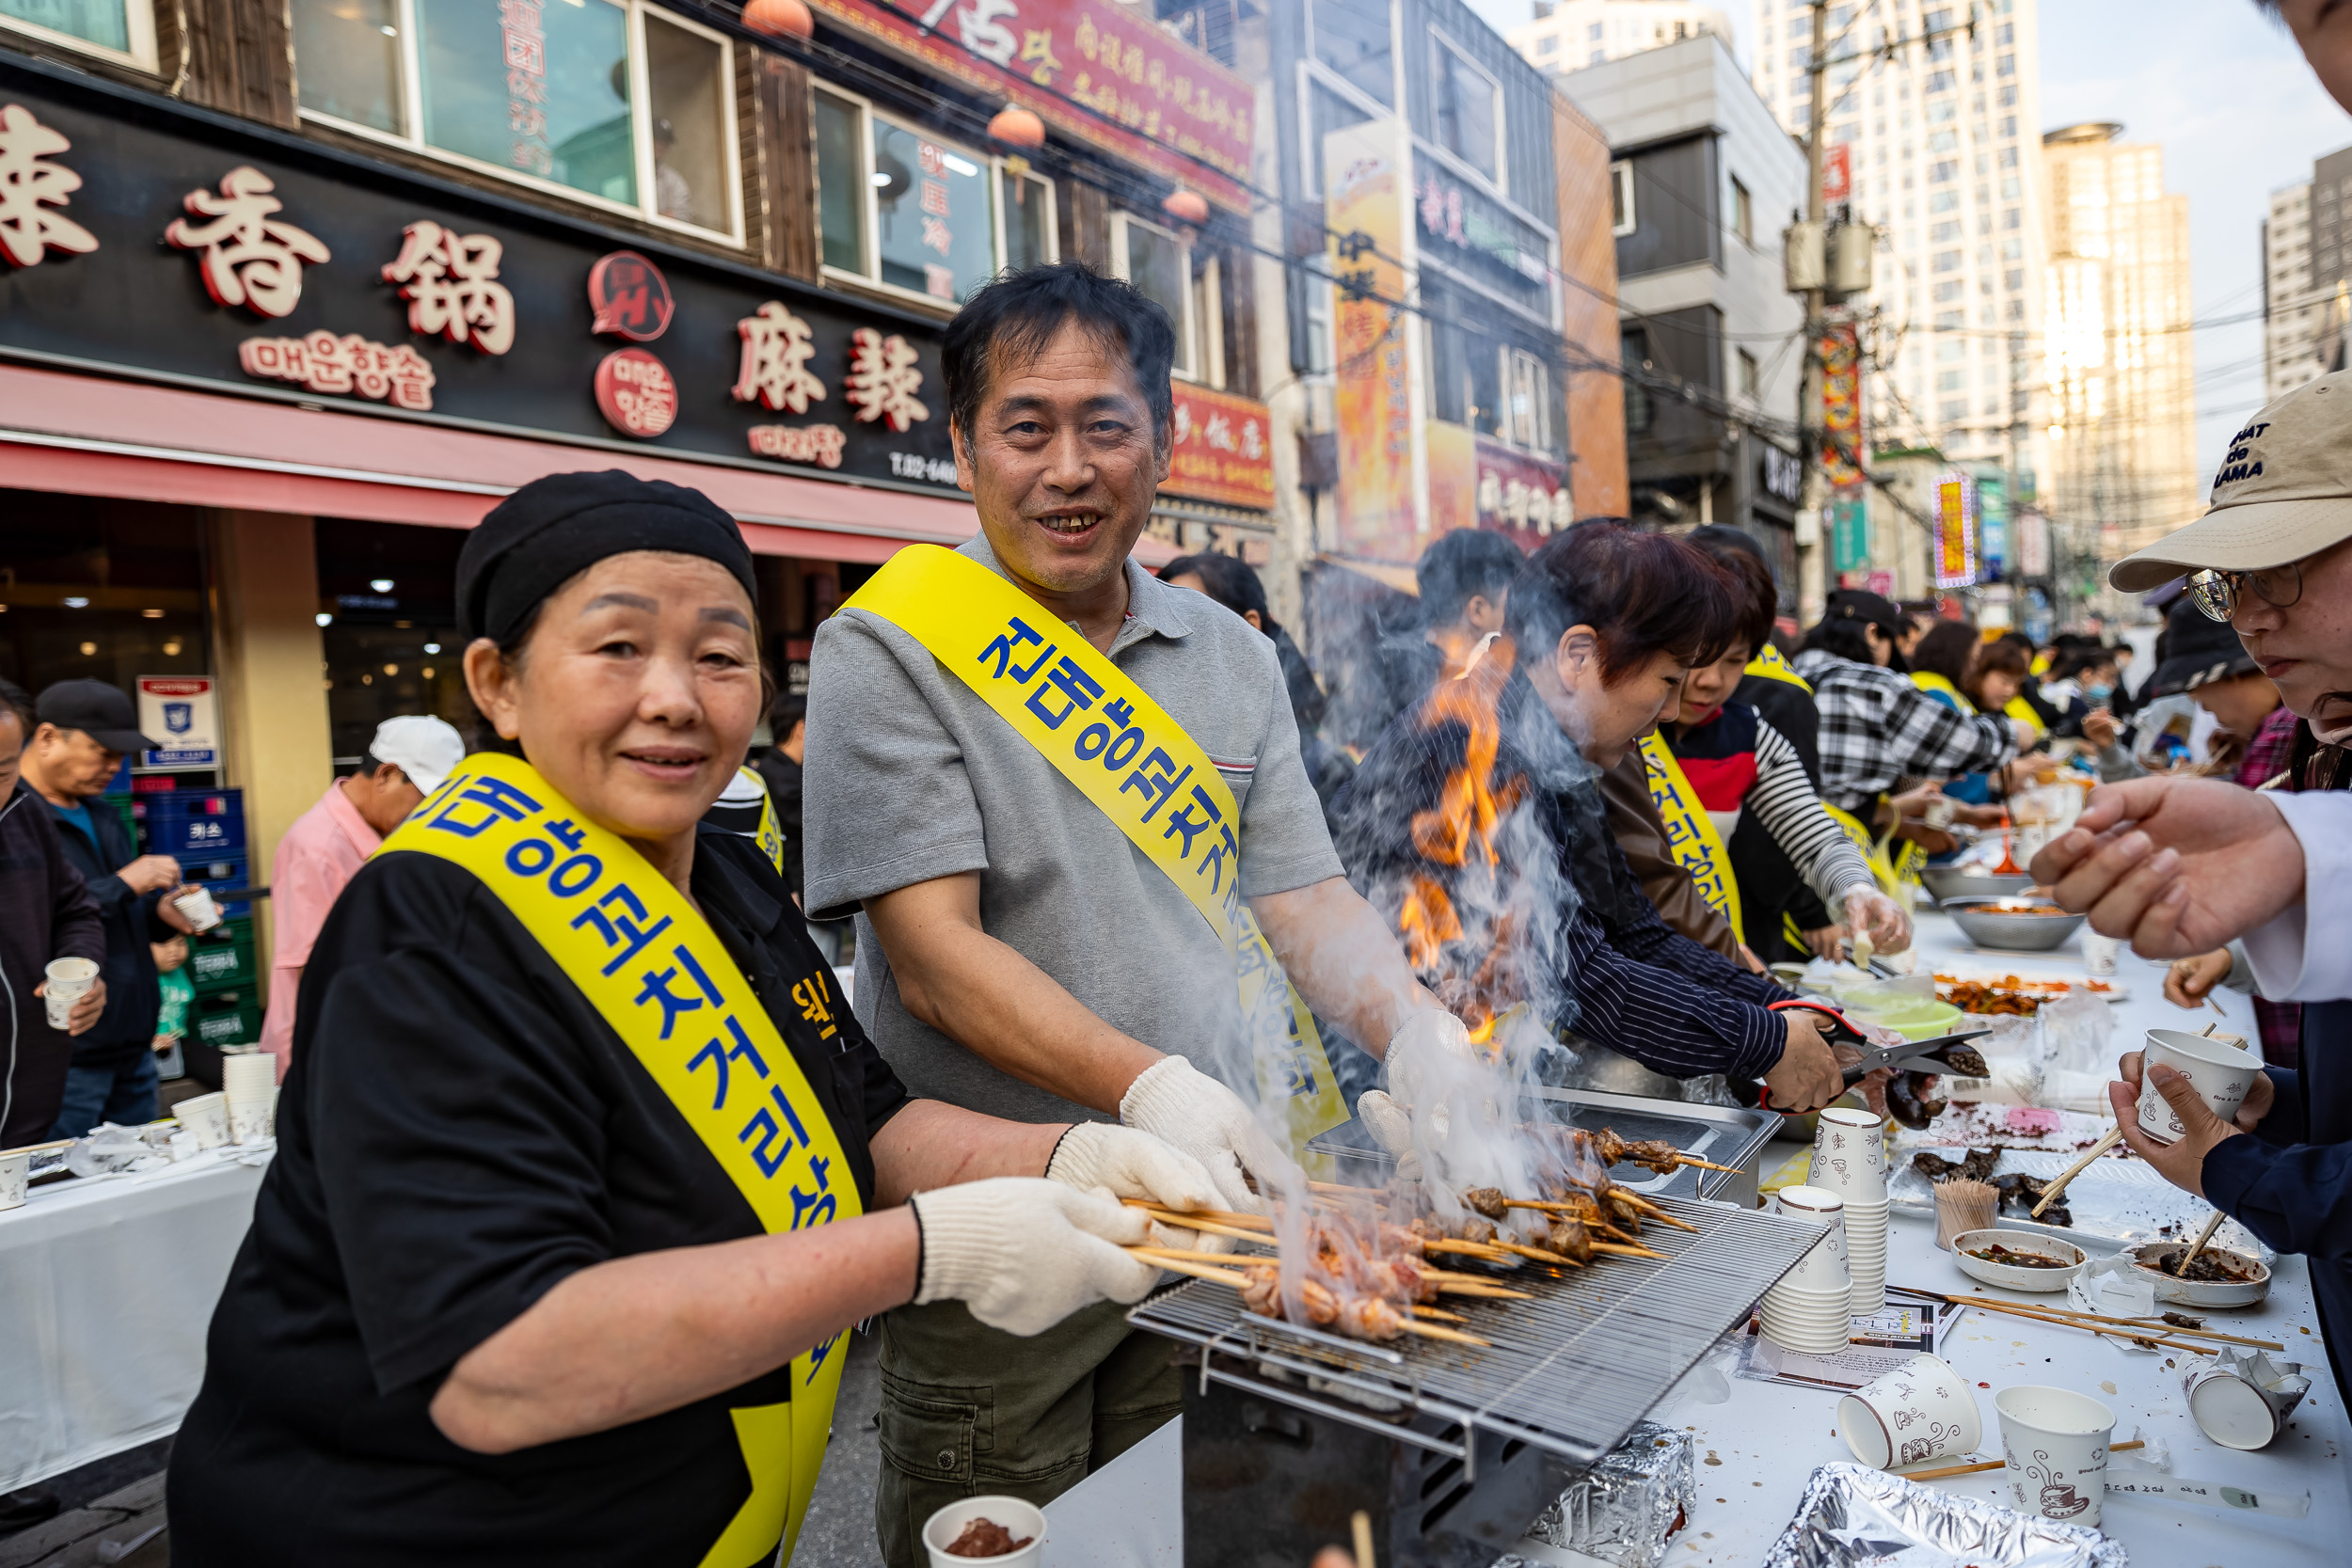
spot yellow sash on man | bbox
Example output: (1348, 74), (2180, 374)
(1635, 734), (1743, 943)
(380, 752), (856, 1568)
(1743, 645), (1811, 691)
(1909, 671), (1976, 714)
(842, 546), (1349, 1160)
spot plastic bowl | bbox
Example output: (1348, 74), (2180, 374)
(2129, 1242), (2272, 1308)
(1920, 866), (2037, 906)
(1950, 1228), (2086, 1292)
(1944, 897), (2087, 952)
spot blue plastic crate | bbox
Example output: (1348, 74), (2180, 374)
(143, 812), (246, 859)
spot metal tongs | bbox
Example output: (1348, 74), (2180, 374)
(1728, 1000), (1992, 1117)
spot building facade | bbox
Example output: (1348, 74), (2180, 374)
(1509, 1), (1734, 75)
(1751, 0), (2049, 599)
(1560, 34), (1807, 598)
(0, 0), (1282, 1059)
(2262, 145), (2352, 404)
(2041, 122), (2197, 580)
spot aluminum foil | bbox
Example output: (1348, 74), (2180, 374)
(1762, 1462), (2128, 1568)
(1524, 1421), (1693, 1568)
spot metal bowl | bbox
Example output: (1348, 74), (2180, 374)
(1943, 896), (2086, 952)
(1919, 865), (2037, 906)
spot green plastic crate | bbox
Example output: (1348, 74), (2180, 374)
(191, 987), (262, 1050)
(187, 915), (258, 995)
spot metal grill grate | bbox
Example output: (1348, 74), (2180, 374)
(1129, 1195), (1823, 1467)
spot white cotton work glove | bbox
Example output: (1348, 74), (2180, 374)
(908, 1178), (1158, 1337)
(1119, 1055), (1296, 1214)
(1835, 886), (1914, 955)
(1359, 1009), (1481, 1181)
(1046, 1121), (1232, 1255)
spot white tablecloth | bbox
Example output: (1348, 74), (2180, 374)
(0, 1149), (267, 1493)
(1044, 913), (2341, 1566)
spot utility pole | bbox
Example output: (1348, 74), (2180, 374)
(1794, 0), (1831, 624)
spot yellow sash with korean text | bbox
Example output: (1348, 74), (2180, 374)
(1743, 645), (1811, 691)
(1636, 734), (1743, 943)
(842, 546), (1349, 1162)
(378, 752), (855, 1568)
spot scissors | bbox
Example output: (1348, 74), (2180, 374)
(1729, 1001), (1993, 1115)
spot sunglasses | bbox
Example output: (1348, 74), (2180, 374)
(2187, 562), (2303, 623)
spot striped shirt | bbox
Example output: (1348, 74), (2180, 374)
(1328, 675), (1791, 1083)
(1668, 702), (1878, 911)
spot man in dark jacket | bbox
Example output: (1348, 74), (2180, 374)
(19, 680), (195, 1135)
(0, 679), (107, 1148)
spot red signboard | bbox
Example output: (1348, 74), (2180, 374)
(811, 0), (1252, 211)
(1822, 144), (1851, 204)
(587, 250), (675, 341)
(1472, 435), (1569, 546)
(1164, 382), (1273, 509)
(595, 347), (678, 437)
(1818, 324), (1864, 490)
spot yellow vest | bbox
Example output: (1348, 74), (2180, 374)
(842, 546), (1349, 1162)
(380, 753), (857, 1568)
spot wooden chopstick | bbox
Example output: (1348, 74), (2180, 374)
(2174, 1212), (2228, 1278)
(0, 1137), (75, 1157)
(1904, 1440), (2143, 1482)
(1948, 1294), (2211, 1354)
(1943, 1292), (2281, 1351)
(2032, 1125), (2123, 1216)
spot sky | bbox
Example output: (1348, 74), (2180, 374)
(1466, 0), (2352, 483)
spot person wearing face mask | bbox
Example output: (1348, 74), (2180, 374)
(2030, 367), (2352, 1403)
(167, 471), (1227, 1567)
(1328, 524), (1849, 1113)
(1659, 533), (1910, 963)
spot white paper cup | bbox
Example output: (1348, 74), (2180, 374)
(174, 1091), (230, 1149)
(1840, 1354), (1982, 1469)
(1924, 798), (1958, 831)
(2137, 1029), (2264, 1146)
(1996, 1386), (2115, 1528)
(172, 886), (223, 932)
(1772, 1187), (1852, 1291)
(0, 1150), (27, 1212)
(41, 956), (98, 1031)
(2082, 931), (2120, 977)
(1760, 1317), (1851, 1355)
(223, 1049), (275, 1147)
(923, 1496), (1045, 1567)
(1817, 1107), (1889, 1172)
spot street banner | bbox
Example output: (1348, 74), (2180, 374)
(1164, 382), (1275, 508)
(1936, 472), (1979, 589)
(1326, 119), (1423, 561)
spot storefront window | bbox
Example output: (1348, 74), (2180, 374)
(817, 88), (1046, 307)
(0, 0), (151, 67)
(1115, 214), (1222, 385)
(1430, 34), (1501, 184)
(313, 518), (469, 767)
(1308, 0), (1391, 108)
(291, 0), (739, 243)
(0, 493), (209, 699)
(289, 0), (404, 135)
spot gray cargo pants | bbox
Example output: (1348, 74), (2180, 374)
(872, 1297), (1181, 1568)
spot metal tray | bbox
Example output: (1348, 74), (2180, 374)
(1308, 1086), (1784, 1209)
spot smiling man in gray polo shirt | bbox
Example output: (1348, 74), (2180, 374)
(803, 263), (1469, 1564)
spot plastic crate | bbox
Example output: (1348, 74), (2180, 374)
(183, 855), (246, 886)
(190, 986), (262, 1051)
(137, 799), (247, 859)
(187, 915), (258, 994)
(101, 795), (136, 844)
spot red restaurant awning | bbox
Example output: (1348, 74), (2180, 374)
(0, 362), (1181, 566)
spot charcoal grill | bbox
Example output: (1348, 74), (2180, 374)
(1129, 1191), (1824, 1568)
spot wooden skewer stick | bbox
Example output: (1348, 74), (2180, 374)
(1666, 1155), (1742, 1173)
(1615, 1195), (1700, 1231)
(1132, 1246), (1275, 1268)
(1127, 1206), (1277, 1244)
(1436, 1282), (1535, 1299)
(2175, 1211), (2228, 1278)
(1487, 1238), (1583, 1267)
(1127, 1250), (1257, 1288)
(2032, 1125), (2124, 1216)
(1943, 1292), (2282, 1351)
(1500, 1199), (1645, 1243)
(1951, 1295), (2210, 1354)
(1591, 1240), (1670, 1261)
(0, 1136), (76, 1157)
(1400, 1320), (1493, 1348)
(1411, 1305), (1470, 1323)
(1903, 1440), (2144, 1482)
(1418, 1237), (1516, 1262)
(1123, 1198), (1274, 1231)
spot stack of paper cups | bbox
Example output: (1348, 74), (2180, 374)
(41, 957), (99, 1031)
(1809, 1107), (1891, 1314)
(222, 1049), (276, 1146)
(1759, 1184), (1853, 1355)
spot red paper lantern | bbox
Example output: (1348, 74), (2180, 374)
(988, 105), (1046, 150)
(1162, 189), (1210, 227)
(742, 0), (814, 40)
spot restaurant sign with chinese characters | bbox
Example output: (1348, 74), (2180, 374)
(1163, 383), (1272, 510)
(812, 0), (1252, 211)
(0, 61), (961, 494)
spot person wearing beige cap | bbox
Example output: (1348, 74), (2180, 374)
(255, 715), (466, 1079)
(2032, 366), (2352, 1404)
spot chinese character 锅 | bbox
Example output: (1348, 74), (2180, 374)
(732, 300), (826, 414)
(166, 166), (331, 320)
(381, 220), (516, 356)
(844, 326), (930, 433)
(0, 103), (99, 269)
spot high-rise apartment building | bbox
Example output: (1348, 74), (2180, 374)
(2041, 123), (2197, 562)
(1510, 2), (1735, 73)
(1749, 1), (2047, 494)
(2263, 146), (2352, 404)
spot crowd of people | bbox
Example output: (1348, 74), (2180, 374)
(2, 254), (2347, 1563)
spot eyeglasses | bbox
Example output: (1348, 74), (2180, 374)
(2187, 562), (2304, 623)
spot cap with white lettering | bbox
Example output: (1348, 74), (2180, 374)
(2110, 369), (2352, 592)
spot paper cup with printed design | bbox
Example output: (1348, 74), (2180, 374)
(0, 1150), (27, 1212)
(41, 957), (98, 1031)
(1840, 1354), (1982, 1469)
(1996, 1386), (2116, 1528)
(2136, 1029), (2264, 1146)
(171, 886), (223, 932)
(174, 1091), (230, 1150)
(1771, 1186), (1851, 1291)
(221, 1051), (277, 1145)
